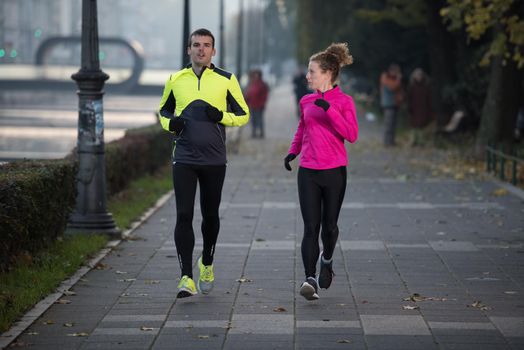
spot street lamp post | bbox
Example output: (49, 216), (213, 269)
(219, 0), (225, 68)
(182, 0), (190, 68)
(68, 0), (119, 236)
(236, 0), (244, 80)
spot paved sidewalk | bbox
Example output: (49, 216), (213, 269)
(3, 82), (524, 349)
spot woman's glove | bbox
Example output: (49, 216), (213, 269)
(284, 153), (296, 171)
(314, 98), (330, 112)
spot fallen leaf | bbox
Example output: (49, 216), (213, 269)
(62, 290), (76, 296)
(140, 326), (154, 331)
(145, 280), (160, 284)
(63, 323), (74, 327)
(468, 301), (490, 310)
(121, 292), (130, 297)
(337, 339), (352, 343)
(26, 331), (39, 335)
(491, 188), (508, 197)
(197, 335), (209, 339)
(67, 332), (89, 337)
(43, 320), (55, 325)
(273, 307), (287, 312)
(55, 299), (71, 304)
(115, 270), (127, 274)
(94, 262), (110, 270)
(403, 293), (452, 302)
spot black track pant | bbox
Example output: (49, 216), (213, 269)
(298, 166), (347, 278)
(173, 163), (226, 278)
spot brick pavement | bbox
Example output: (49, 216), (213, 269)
(2, 82), (523, 349)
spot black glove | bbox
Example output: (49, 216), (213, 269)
(206, 105), (223, 123)
(314, 98), (330, 112)
(284, 153), (296, 171)
(169, 117), (185, 134)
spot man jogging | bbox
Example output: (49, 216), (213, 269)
(158, 28), (249, 298)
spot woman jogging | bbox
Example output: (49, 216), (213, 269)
(284, 43), (358, 300)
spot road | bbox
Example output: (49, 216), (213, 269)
(0, 91), (159, 161)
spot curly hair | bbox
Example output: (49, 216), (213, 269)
(310, 43), (353, 83)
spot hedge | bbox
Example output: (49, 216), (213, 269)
(0, 160), (76, 271)
(104, 124), (173, 196)
(0, 123), (173, 272)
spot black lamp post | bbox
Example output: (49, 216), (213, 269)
(68, 0), (119, 236)
(182, 0), (190, 68)
(219, 0), (225, 68)
(236, 0), (244, 79)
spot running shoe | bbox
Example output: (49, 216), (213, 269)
(318, 252), (335, 289)
(197, 257), (214, 294)
(299, 277), (319, 300)
(177, 275), (197, 298)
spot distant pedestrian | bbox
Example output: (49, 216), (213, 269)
(245, 69), (269, 138)
(407, 68), (433, 146)
(284, 43), (358, 301)
(158, 28), (250, 298)
(292, 67), (310, 118)
(380, 63), (403, 147)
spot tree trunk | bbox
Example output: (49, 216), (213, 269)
(425, 0), (457, 127)
(475, 55), (522, 155)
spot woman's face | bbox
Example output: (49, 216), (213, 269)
(306, 60), (332, 91)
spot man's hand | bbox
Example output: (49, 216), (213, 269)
(284, 153), (296, 171)
(314, 99), (330, 112)
(206, 105), (223, 123)
(169, 117), (185, 134)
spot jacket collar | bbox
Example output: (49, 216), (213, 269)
(186, 63), (215, 73)
(316, 85), (339, 98)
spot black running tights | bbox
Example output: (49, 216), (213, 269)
(173, 163), (226, 278)
(298, 166), (347, 278)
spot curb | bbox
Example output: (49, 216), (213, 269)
(0, 191), (173, 350)
(490, 177), (524, 200)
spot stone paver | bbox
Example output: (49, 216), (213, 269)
(2, 81), (524, 349)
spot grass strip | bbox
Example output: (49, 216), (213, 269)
(0, 164), (172, 333)
(0, 234), (107, 332)
(108, 164), (172, 230)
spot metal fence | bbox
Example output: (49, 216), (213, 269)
(486, 144), (524, 186)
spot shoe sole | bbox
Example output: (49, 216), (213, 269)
(299, 282), (319, 301)
(177, 288), (196, 298)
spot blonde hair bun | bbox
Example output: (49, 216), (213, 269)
(325, 42), (353, 67)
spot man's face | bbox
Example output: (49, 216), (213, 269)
(187, 35), (215, 67)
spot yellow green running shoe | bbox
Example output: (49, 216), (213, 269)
(197, 257), (214, 294)
(177, 275), (197, 298)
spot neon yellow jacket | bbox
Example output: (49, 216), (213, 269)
(158, 64), (249, 165)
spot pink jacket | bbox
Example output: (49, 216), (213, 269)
(288, 86), (358, 170)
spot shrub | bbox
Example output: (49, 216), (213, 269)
(0, 160), (76, 271)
